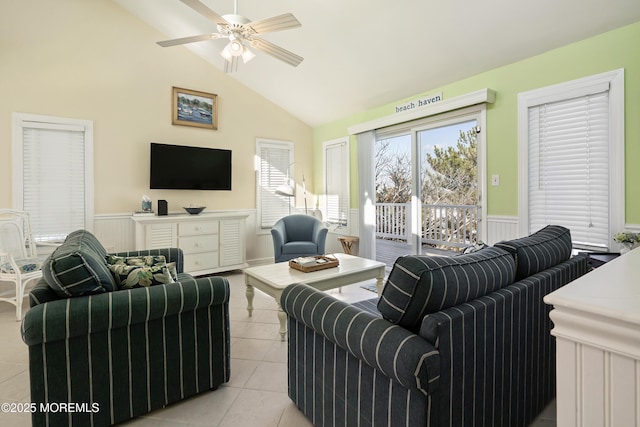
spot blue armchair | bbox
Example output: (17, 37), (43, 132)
(271, 214), (328, 262)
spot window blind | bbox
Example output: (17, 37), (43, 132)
(22, 122), (87, 242)
(527, 90), (610, 248)
(324, 140), (349, 225)
(257, 141), (292, 229)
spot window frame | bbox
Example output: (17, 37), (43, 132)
(12, 112), (94, 242)
(517, 69), (625, 249)
(255, 138), (294, 234)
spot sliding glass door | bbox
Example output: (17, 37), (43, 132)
(416, 119), (479, 254)
(375, 133), (412, 265)
(374, 108), (484, 264)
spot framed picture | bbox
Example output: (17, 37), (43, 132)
(172, 86), (218, 130)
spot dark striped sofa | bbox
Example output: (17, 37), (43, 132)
(281, 225), (588, 427)
(21, 230), (230, 427)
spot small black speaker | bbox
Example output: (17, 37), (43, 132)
(157, 200), (168, 216)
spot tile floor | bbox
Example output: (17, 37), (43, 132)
(0, 272), (557, 426)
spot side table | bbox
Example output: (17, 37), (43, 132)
(338, 236), (359, 255)
(578, 251), (620, 269)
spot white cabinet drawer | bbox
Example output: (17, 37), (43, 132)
(178, 235), (219, 254)
(184, 252), (218, 272)
(179, 221), (218, 236)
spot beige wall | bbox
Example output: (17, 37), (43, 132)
(0, 0), (312, 214)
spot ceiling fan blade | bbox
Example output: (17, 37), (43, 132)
(157, 33), (222, 47)
(250, 38), (303, 67)
(248, 13), (301, 35)
(180, 0), (228, 25)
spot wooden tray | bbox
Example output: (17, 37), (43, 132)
(289, 255), (340, 272)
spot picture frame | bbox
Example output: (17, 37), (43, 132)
(172, 86), (218, 130)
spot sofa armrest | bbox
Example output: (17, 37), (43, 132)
(281, 283), (440, 395)
(22, 276), (229, 345)
(111, 247), (185, 273)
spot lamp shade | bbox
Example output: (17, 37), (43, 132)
(275, 184), (295, 197)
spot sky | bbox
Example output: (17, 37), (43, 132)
(377, 119), (476, 170)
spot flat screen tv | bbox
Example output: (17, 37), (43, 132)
(150, 143), (232, 190)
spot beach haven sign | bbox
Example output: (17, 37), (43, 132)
(395, 92), (443, 113)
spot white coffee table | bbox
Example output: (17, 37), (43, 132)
(243, 253), (386, 341)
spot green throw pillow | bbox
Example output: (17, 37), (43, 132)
(106, 255), (178, 281)
(106, 254), (163, 266)
(109, 263), (175, 289)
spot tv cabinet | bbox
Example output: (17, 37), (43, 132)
(132, 212), (249, 276)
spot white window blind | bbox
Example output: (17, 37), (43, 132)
(527, 89), (610, 248)
(324, 138), (349, 226)
(21, 122), (88, 242)
(257, 140), (292, 229)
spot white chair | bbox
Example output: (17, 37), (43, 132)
(0, 210), (42, 320)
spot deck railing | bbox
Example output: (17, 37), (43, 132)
(376, 202), (479, 249)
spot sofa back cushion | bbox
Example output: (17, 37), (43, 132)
(42, 230), (117, 298)
(377, 247), (515, 332)
(494, 225), (572, 280)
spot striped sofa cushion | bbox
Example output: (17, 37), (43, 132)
(494, 225), (572, 280)
(377, 247), (515, 332)
(42, 230), (117, 298)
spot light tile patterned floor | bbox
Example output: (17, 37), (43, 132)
(0, 272), (557, 426)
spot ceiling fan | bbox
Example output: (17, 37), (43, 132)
(157, 0), (303, 72)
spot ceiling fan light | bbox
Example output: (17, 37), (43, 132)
(220, 44), (234, 62)
(229, 39), (243, 55)
(241, 47), (256, 63)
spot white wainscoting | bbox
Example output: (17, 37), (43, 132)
(484, 218), (640, 249)
(485, 215), (519, 245)
(93, 210), (636, 265)
(245, 210), (276, 266)
(93, 214), (136, 253)
(326, 209), (360, 255)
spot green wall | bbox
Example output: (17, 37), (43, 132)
(313, 20), (640, 224)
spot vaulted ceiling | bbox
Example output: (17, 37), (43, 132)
(113, 0), (640, 127)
